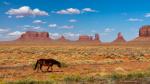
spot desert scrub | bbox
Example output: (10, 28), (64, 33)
(60, 62), (68, 68)
(63, 75), (82, 82)
(0, 80), (4, 84)
(5, 79), (56, 84)
(108, 71), (150, 80)
(31, 62), (37, 69)
(63, 75), (109, 83)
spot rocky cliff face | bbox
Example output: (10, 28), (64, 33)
(78, 34), (101, 44)
(139, 25), (150, 37)
(78, 35), (92, 41)
(94, 34), (100, 41)
(112, 32), (126, 43)
(131, 26), (150, 42)
(16, 31), (101, 44)
(17, 31), (51, 41)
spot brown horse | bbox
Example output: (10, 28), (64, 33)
(34, 58), (61, 72)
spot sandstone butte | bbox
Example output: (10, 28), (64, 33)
(16, 31), (51, 41)
(78, 34), (101, 42)
(16, 31), (101, 43)
(112, 32), (126, 43)
(14, 25), (150, 44)
(131, 25), (150, 42)
(78, 35), (93, 41)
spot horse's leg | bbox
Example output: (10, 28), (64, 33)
(37, 64), (39, 72)
(51, 66), (53, 72)
(40, 64), (43, 72)
(47, 65), (50, 71)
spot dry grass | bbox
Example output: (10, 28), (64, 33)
(0, 45), (150, 83)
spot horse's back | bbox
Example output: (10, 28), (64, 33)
(37, 58), (57, 64)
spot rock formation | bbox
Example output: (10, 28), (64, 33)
(112, 32), (126, 43)
(94, 34), (100, 41)
(130, 25), (150, 42)
(57, 35), (67, 41)
(89, 36), (93, 40)
(17, 31), (51, 41)
(139, 25), (150, 37)
(15, 31), (101, 45)
(77, 34), (101, 45)
(78, 35), (92, 41)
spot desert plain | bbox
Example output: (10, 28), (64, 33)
(0, 44), (150, 84)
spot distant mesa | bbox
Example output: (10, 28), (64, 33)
(131, 25), (150, 42)
(78, 33), (101, 42)
(78, 35), (92, 41)
(14, 26), (150, 44)
(16, 31), (100, 44)
(16, 31), (51, 41)
(112, 32), (126, 43)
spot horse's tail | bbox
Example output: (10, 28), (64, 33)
(34, 60), (39, 70)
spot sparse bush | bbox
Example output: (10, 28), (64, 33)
(6, 79), (56, 84)
(60, 62), (68, 68)
(63, 75), (82, 82)
(84, 76), (96, 82)
(110, 73), (125, 80)
(126, 72), (145, 79)
(31, 62), (36, 69)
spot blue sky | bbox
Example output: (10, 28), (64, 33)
(0, 0), (150, 42)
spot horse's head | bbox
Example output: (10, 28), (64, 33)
(57, 62), (61, 68)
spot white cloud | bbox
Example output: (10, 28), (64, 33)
(128, 18), (143, 22)
(59, 25), (74, 29)
(8, 16), (12, 18)
(32, 8), (48, 16)
(16, 15), (24, 18)
(49, 33), (61, 39)
(33, 26), (41, 30)
(56, 8), (80, 14)
(104, 28), (114, 33)
(63, 32), (79, 37)
(6, 6), (48, 18)
(48, 24), (57, 28)
(0, 28), (9, 33)
(33, 20), (46, 24)
(48, 24), (74, 29)
(23, 25), (32, 28)
(55, 8), (97, 14)
(82, 8), (96, 12)
(69, 19), (77, 22)
(145, 13), (150, 17)
(8, 31), (24, 36)
(22, 25), (41, 30)
(100, 28), (115, 36)
(49, 32), (79, 40)
(63, 32), (80, 41)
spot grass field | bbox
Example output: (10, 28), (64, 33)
(0, 44), (150, 84)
